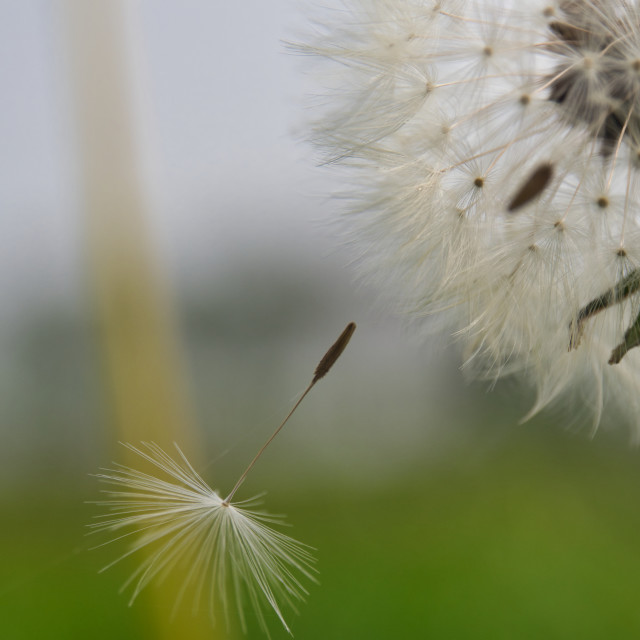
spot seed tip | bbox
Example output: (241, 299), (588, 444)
(312, 322), (356, 384)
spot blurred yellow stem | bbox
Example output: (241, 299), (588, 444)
(62, 1), (224, 637)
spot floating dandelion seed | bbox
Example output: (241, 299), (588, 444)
(301, 0), (640, 435)
(90, 323), (356, 636)
(90, 443), (314, 635)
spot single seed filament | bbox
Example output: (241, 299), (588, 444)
(223, 323), (356, 504)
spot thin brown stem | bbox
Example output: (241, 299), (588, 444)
(223, 322), (356, 505)
(223, 380), (315, 505)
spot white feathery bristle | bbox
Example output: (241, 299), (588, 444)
(89, 442), (316, 636)
(301, 0), (640, 436)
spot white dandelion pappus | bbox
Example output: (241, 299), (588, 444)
(90, 442), (315, 635)
(302, 0), (640, 435)
(89, 323), (356, 636)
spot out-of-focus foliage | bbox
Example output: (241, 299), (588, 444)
(3, 305), (640, 640)
(4, 427), (640, 639)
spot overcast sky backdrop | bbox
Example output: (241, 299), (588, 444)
(0, 0), (343, 323)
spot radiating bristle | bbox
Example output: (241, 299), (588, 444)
(91, 443), (317, 636)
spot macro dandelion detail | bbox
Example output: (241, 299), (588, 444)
(90, 443), (315, 635)
(301, 0), (640, 434)
(90, 323), (356, 636)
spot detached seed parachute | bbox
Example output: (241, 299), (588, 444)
(91, 323), (356, 635)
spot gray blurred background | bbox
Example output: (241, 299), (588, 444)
(0, 0), (464, 496)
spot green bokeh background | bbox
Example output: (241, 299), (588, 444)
(3, 300), (640, 640)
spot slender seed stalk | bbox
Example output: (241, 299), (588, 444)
(223, 322), (356, 505)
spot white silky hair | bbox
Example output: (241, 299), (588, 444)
(302, 0), (640, 436)
(89, 443), (316, 636)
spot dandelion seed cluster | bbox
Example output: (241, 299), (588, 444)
(304, 0), (640, 433)
(90, 443), (315, 636)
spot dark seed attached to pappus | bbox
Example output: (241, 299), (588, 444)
(507, 163), (554, 212)
(313, 322), (356, 383)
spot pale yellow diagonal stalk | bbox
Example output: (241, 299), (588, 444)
(62, 2), (216, 638)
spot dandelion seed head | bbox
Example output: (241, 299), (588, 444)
(301, 0), (640, 435)
(89, 443), (316, 636)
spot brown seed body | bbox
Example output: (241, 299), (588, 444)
(313, 322), (357, 383)
(507, 163), (554, 212)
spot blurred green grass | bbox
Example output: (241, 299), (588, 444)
(3, 420), (640, 640)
